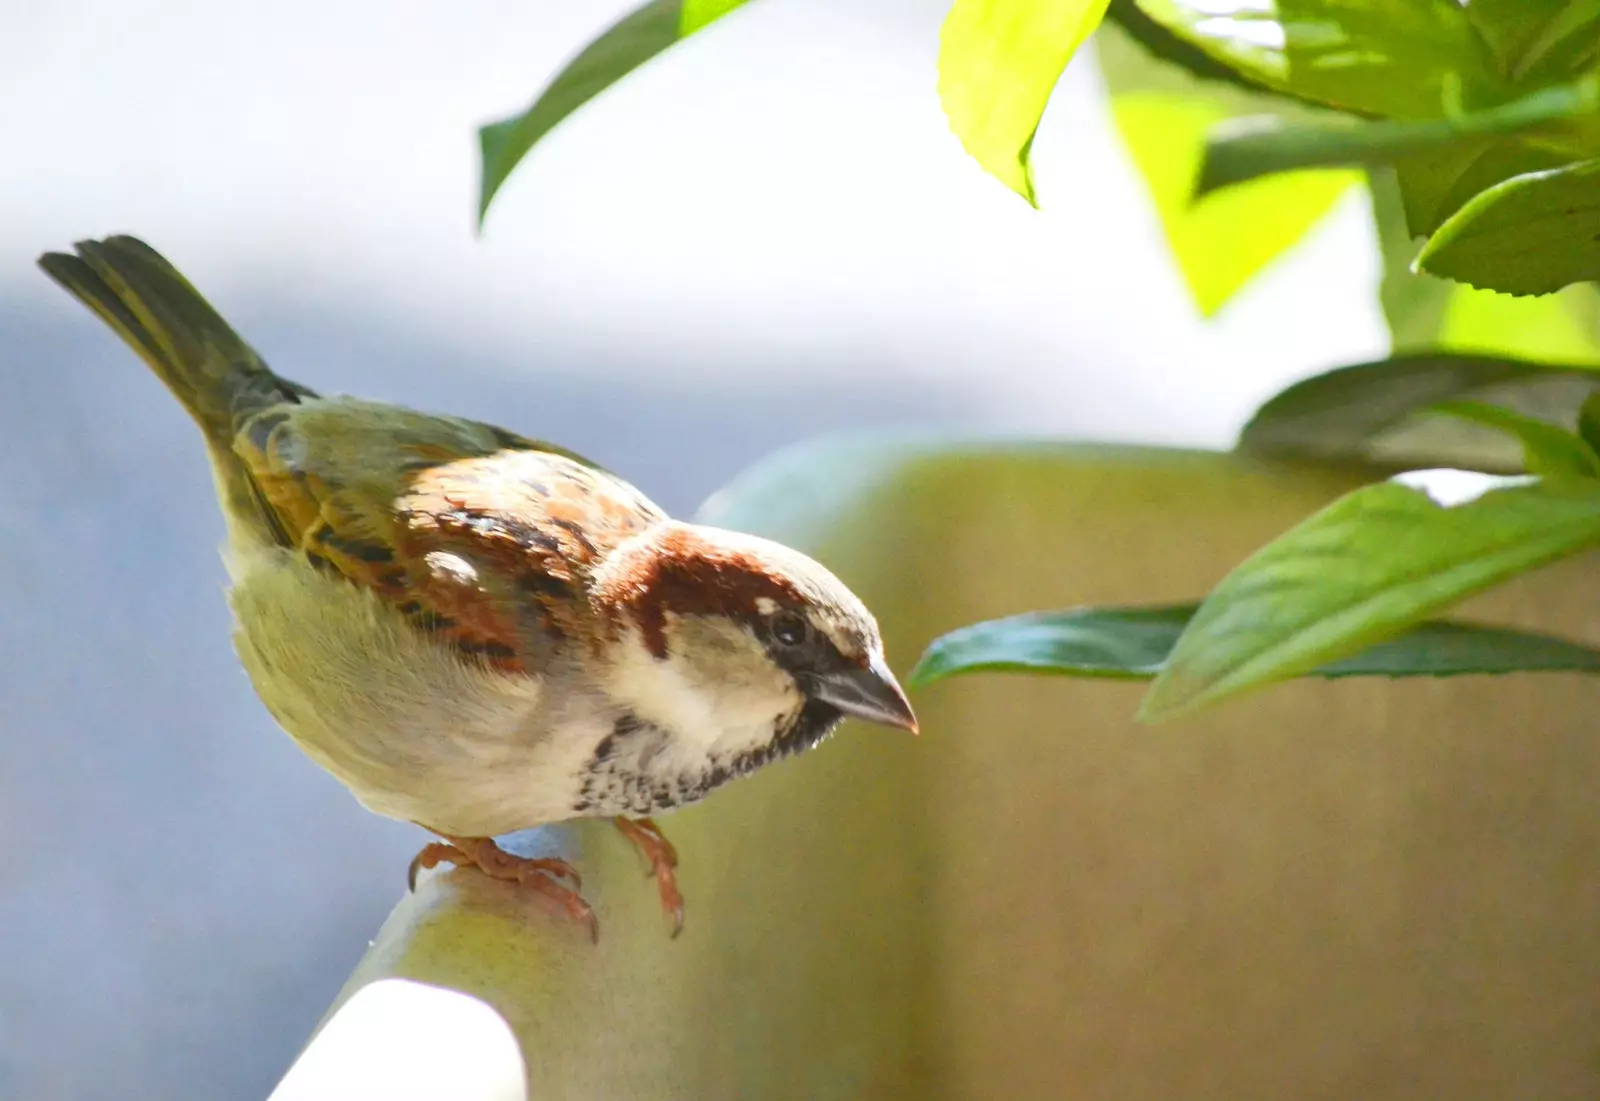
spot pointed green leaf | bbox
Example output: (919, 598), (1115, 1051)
(1140, 472), (1600, 720)
(1096, 22), (1357, 315)
(938, 0), (1114, 203)
(1427, 400), (1600, 478)
(911, 603), (1600, 684)
(477, 0), (753, 224)
(914, 605), (1188, 682)
(1418, 157), (1600, 295)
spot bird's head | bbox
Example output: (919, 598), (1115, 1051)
(591, 522), (917, 767)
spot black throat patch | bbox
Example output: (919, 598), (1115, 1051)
(570, 699), (845, 817)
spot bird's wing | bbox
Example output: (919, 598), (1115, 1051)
(233, 396), (666, 671)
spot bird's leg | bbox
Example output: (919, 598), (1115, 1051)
(613, 817), (685, 937)
(408, 833), (598, 943)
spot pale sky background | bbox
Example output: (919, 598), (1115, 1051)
(0, 1), (1385, 1098)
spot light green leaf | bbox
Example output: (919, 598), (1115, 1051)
(1441, 283), (1600, 362)
(938, 0), (1115, 203)
(477, 0), (753, 225)
(1139, 472), (1600, 720)
(1427, 399), (1600, 478)
(1418, 157), (1600, 295)
(1130, 0), (1493, 119)
(1198, 81), (1599, 197)
(910, 603), (1600, 683)
(1111, 93), (1356, 315)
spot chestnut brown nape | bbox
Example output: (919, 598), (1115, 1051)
(599, 526), (811, 659)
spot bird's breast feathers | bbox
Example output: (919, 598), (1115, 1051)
(225, 544), (612, 835)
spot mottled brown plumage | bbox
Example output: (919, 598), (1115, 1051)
(39, 234), (918, 941)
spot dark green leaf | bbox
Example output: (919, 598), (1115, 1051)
(1418, 157), (1600, 295)
(1102, 0), (1282, 99)
(1427, 400), (1600, 478)
(477, 0), (753, 225)
(1238, 352), (1600, 467)
(938, 0), (1114, 203)
(1197, 81), (1599, 197)
(913, 605), (1188, 682)
(910, 603), (1600, 684)
(1318, 620), (1600, 676)
(1396, 139), (1575, 237)
(1579, 391), (1600, 452)
(1462, 0), (1600, 84)
(1139, 472), (1600, 720)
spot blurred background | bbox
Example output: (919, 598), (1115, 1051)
(1, 1), (1385, 1097)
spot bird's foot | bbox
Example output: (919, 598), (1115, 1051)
(613, 817), (685, 937)
(409, 834), (598, 943)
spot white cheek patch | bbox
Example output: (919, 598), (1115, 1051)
(604, 622), (801, 760)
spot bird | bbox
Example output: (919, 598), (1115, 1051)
(39, 235), (918, 942)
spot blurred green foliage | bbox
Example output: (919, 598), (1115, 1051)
(474, 0), (1600, 720)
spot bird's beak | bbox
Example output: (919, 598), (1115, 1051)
(812, 652), (919, 734)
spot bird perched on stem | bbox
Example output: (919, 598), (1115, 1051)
(40, 236), (917, 942)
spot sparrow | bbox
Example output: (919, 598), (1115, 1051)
(39, 235), (918, 941)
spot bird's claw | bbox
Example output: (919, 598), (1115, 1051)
(613, 817), (686, 938)
(408, 834), (598, 942)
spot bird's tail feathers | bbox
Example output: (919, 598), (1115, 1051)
(37, 235), (312, 448)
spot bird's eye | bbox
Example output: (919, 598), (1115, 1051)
(770, 611), (809, 648)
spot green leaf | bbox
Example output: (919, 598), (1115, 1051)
(1369, 167), (1456, 349)
(476, 0), (752, 225)
(1317, 619), (1600, 676)
(1578, 391), (1600, 453)
(1395, 139), (1574, 237)
(1418, 157), (1600, 295)
(1110, 93), (1356, 314)
(1427, 400), (1600, 478)
(1102, 0), (1282, 98)
(910, 603), (1600, 684)
(1139, 472), (1600, 720)
(1461, 0), (1600, 83)
(914, 605), (1187, 682)
(1096, 17), (1359, 314)
(1369, 167), (1600, 362)
(1197, 81), (1599, 197)
(938, 0), (1114, 203)
(1129, 0), (1493, 120)
(1441, 282), (1600, 361)
(1238, 352), (1600, 468)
